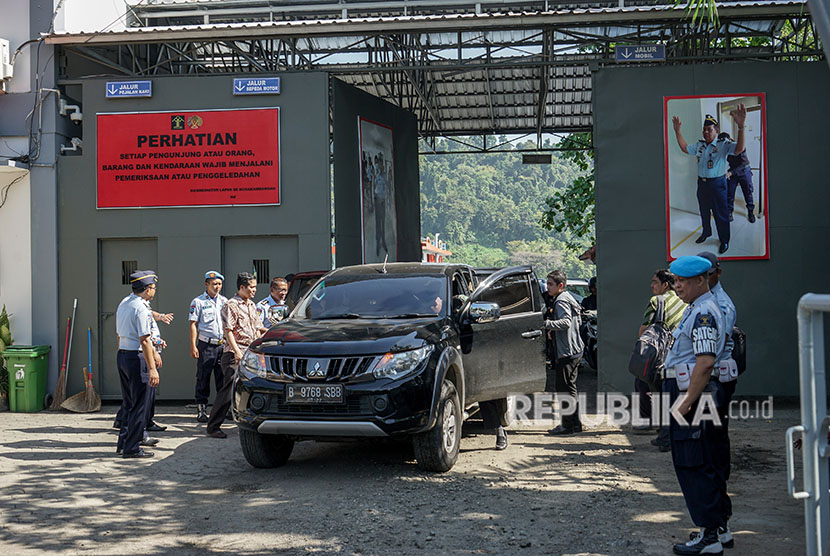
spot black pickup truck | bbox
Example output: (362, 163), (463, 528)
(232, 262), (545, 472)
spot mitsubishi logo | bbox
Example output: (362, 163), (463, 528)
(307, 360), (326, 379)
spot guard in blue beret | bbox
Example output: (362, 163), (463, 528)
(115, 270), (161, 459)
(672, 106), (748, 255)
(663, 256), (733, 554)
(188, 270), (228, 423)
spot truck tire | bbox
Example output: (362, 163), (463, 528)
(239, 428), (294, 468)
(496, 395), (516, 427)
(413, 380), (461, 472)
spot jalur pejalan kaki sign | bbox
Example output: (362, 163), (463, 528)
(96, 108), (280, 208)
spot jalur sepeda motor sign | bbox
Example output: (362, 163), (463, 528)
(97, 108), (280, 208)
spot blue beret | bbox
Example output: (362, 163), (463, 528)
(670, 256), (712, 278)
(205, 270), (224, 281)
(129, 270), (158, 288)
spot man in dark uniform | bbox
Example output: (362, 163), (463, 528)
(189, 271), (227, 423)
(115, 270), (161, 459)
(717, 132), (756, 223)
(672, 106), (747, 255)
(664, 256), (731, 555)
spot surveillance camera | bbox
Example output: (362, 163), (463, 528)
(70, 111), (82, 124)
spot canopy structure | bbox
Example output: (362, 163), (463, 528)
(48, 0), (822, 148)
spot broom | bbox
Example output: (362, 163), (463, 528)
(49, 297), (78, 410)
(61, 327), (101, 413)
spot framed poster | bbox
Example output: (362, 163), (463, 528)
(97, 107), (280, 208)
(664, 93), (769, 260)
(358, 117), (397, 263)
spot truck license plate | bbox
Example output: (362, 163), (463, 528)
(286, 383), (344, 404)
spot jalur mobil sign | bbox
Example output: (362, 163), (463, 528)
(96, 108), (280, 208)
(615, 44), (666, 62)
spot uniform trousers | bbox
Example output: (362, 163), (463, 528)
(478, 400), (502, 430)
(206, 350), (239, 433)
(726, 168), (755, 214)
(553, 354), (583, 430)
(116, 350), (149, 455)
(665, 376), (730, 528)
(697, 176), (731, 244)
(715, 379), (738, 520)
(195, 340), (224, 405)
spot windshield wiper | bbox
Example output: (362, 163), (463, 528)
(383, 313), (438, 318)
(315, 313), (363, 320)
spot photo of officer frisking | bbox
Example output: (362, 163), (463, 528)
(664, 94), (769, 260)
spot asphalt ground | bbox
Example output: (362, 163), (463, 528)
(0, 388), (806, 556)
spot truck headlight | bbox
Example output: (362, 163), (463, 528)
(373, 345), (434, 380)
(239, 349), (267, 379)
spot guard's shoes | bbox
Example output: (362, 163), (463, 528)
(146, 422), (167, 432)
(695, 234), (711, 244)
(718, 242), (729, 255)
(141, 437), (159, 447)
(113, 419), (122, 429)
(123, 449), (154, 459)
(196, 404), (208, 423)
(495, 429), (508, 450)
(673, 528), (723, 555)
(690, 526), (734, 549)
(207, 429), (228, 439)
(747, 211), (756, 223)
(548, 424), (582, 436)
(728, 213), (734, 222)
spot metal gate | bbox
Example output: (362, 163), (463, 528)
(787, 293), (830, 555)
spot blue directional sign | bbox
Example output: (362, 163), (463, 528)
(615, 45), (666, 62)
(105, 80), (152, 98)
(233, 77), (281, 95)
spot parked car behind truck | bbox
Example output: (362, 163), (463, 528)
(232, 262), (546, 472)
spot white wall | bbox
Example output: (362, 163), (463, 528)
(0, 0), (31, 94)
(0, 153), (33, 345)
(52, 0), (129, 34)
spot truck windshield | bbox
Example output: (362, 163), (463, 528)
(294, 275), (447, 320)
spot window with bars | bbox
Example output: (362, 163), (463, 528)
(253, 259), (270, 283)
(121, 261), (138, 285)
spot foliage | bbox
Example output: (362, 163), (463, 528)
(419, 137), (594, 280)
(677, 0), (720, 29)
(538, 132), (595, 251)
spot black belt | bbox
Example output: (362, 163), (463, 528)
(198, 336), (223, 346)
(698, 176), (725, 182)
(118, 349), (140, 353)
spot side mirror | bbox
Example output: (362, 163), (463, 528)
(468, 301), (500, 324)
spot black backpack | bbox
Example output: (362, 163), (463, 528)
(628, 295), (673, 388)
(731, 325), (747, 374)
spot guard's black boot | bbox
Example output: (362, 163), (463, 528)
(673, 527), (723, 555)
(689, 526), (733, 549)
(495, 427), (508, 450)
(718, 242), (729, 255)
(695, 234), (710, 244)
(196, 404), (208, 423)
(747, 210), (756, 223)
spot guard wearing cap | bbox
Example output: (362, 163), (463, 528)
(664, 256), (731, 555)
(189, 271), (228, 423)
(671, 106), (748, 255)
(717, 132), (756, 223)
(115, 270), (160, 459)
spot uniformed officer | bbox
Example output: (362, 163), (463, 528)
(664, 256), (731, 555)
(115, 270), (160, 459)
(189, 271), (228, 423)
(672, 106), (747, 255)
(717, 132), (756, 223)
(256, 277), (289, 328)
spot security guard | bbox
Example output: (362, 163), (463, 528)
(717, 132), (756, 223)
(664, 256), (730, 555)
(189, 271), (228, 423)
(115, 270), (160, 459)
(256, 277), (289, 328)
(671, 106), (747, 255)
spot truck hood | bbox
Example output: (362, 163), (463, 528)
(249, 317), (447, 357)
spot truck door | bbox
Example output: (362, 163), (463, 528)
(460, 266), (546, 404)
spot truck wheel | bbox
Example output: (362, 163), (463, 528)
(496, 395), (516, 427)
(239, 428), (294, 468)
(413, 380), (461, 472)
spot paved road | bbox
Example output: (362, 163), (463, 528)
(0, 403), (806, 555)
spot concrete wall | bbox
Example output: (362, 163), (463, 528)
(594, 61), (830, 396)
(58, 73), (332, 399)
(332, 79), (421, 265)
(0, 166), (32, 345)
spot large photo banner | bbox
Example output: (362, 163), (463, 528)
(359, 117), (397, 263)
(97, 108), (280, 208)
(664, 94), (769, 260)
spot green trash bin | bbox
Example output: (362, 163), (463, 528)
(4, 345), (51, 412)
